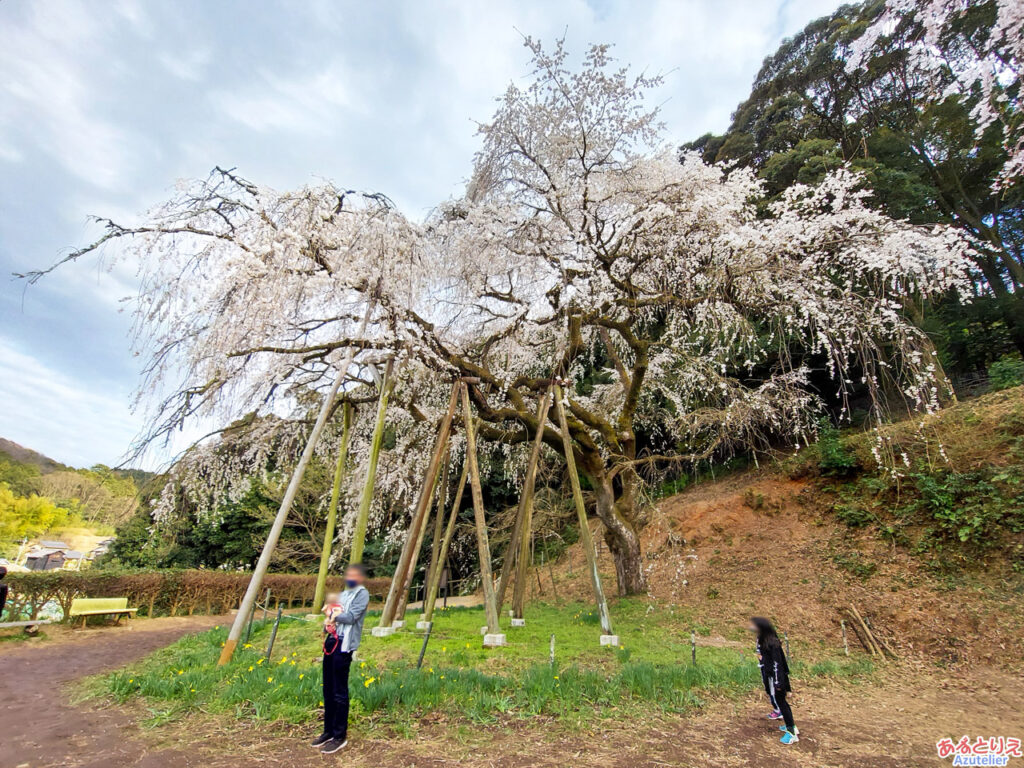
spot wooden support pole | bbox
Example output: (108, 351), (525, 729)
(414, 452), (449, 623)
(422, 458), (468, 624)
(350, 358), (394, 564)
(378, 381), (461, 630)
(313, 401), (354, 614)
(462, 384), (502, 638)
(553, 384), (613, 638)
(396, 455), (446, 622)
(218, 301), (373, 666)
(499, 387), (552, 618)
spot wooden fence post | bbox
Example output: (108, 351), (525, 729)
(265, 604), (284, 663)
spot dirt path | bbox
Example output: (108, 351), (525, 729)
(0, 615), (224, 768)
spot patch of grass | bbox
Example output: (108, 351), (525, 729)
(830, 551), (878, 580)
(88, 599), (868, 733)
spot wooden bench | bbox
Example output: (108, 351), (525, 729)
(69, 597), (138, 628)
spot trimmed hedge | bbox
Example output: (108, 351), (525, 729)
(3, 569), (391, 621)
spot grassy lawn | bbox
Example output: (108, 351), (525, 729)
(92, 598), (871, 732)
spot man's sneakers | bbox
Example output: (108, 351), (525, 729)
(780, 728), (800, 745)
(767, 710), (783, 720)
(310, 733), (331, 748)
(320, 738), (348, 754)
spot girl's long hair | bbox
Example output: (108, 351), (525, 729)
(751, 616), (782, 654)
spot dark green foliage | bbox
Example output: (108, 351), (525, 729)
(683, 0), (1024, 368)
(834, 503), (874, 528)
(817, 423), (860, 477)
(989, 356), (1024, 391)
(911, 469), (1024, 548)
(0, 454), (42, 496)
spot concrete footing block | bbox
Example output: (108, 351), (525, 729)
(416, 620), (431, 630)
(393, 619), (405, 629)
(480, 625), (489, 635)
(483, 633), (507, 647)
(599, 634), (620, 647)
(371, 625), (396, 637)
(510, 618), (526, 627)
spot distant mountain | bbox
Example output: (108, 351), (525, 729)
(0, 438), (68, 473)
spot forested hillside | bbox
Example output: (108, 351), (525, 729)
(0, 440), (153, 557)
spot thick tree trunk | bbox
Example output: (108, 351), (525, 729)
(593, 477), (646, 596)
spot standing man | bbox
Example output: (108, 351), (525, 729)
(312, 563), (369, 754)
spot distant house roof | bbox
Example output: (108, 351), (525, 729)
(65, 551), (85, 559)
(39, 540), (70, 549)
(28, 548), (64, 558)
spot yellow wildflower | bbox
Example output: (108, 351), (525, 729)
(248, 666), (254, 672)
(267, 676), (273, 683)
(299, 674), (305, 680)
(363, 677), (376, 687)
(177, 670), (184, 675)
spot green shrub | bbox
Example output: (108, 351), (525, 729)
(988, 356), (1024, 391)
(817, 422), (859, 477)
(834, 503), (874, 528)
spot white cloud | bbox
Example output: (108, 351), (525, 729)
(0, 336), (142, 468)
(0, 2), (148, 190)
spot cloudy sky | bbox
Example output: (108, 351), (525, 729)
(0, 0), (843, 470)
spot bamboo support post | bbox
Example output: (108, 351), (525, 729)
(313, 401), (354, 614)
(841, 619), (849, 656)
(500, 388), (552, 621)
(421, 459), (468, 625)
(217, 301), (373, 666)
(350, 359), (394, 564)
(553, 384), (614, 642)
(461, 384), (503, 643)
(691, 631), (697, 665)
(421, 453), (449, 607)
(377, 381), (461, 633)
(396, 452), (448, 623)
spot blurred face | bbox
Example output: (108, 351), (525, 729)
(345, 567), (365, 588)
(747, 620), (759, 634)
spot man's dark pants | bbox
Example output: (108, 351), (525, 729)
(322, 645), (353, 740)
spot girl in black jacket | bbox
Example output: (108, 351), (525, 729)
(749, 617), (798, 744)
